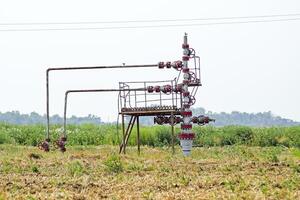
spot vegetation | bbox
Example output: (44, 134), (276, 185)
(103, 154), (123, 173)
(1, 108), (299, 126)
(1, 145), (300, 199)
(191, 107), (300, 127)
(1, 122), (300, 199)
(0, 111), (101, 125)
(0, 123), (300, 148)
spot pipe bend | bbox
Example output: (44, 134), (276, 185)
(46, 68), (53, 74)
(65, 90), (71, 96)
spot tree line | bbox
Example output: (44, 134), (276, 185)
(0, 108), (298, 126)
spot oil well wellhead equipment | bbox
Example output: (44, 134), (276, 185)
(41, 33), (214, 156)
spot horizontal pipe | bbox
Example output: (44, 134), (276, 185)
(66, 88), (146, 94)
(63, 87), (148, 137)
(120, 79), (175, 84)
(47, 64), (157, 72)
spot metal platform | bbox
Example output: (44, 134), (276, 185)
(120, 106), (181, 116)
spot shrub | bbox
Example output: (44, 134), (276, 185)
(103, 154), (123, 173)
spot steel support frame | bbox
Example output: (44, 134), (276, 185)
(119, 115), (137, 154)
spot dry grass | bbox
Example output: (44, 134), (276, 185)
(0, 145), (300, 199)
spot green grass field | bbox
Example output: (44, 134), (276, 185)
(1, 124), (300, 148)
(1, 124), (300, 199)
(0, 145), (300, 199)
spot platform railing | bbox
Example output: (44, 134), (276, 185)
(118, 79), (181, 113)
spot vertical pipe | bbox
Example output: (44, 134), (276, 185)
(160, 91), (162, 106)
(121, 114), (125, 154)
(179, 33), (194, 156)
(46, 70), (50, 140)
(198, 57), (201, 84)
(63, 92), (68, 138)
(171, 80), (174, 108)
(135, 90), (137, 107)
(144, 82), (147, 107)
(137, 116), (140, 155)
(171, 112), (175, 155)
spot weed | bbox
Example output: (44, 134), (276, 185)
(28, 153), (42, 160)
(127, 163), (143, 172)
(180, 175), (191, 186)
(31, 165), (39, 173)
(269, 154), (279, 163)
(291, 148), (300, 158)
(103, 154), (123, 173)
(67, 160), (84, 177)
(0, 192), (6, 200)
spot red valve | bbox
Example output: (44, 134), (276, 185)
(182, 68), (190, 73)
(56, 137), (67, 152)
(183, 104), (191, 109)
(154, 117), (164, 125)
(182, 44), (189, 49)
(181, 111), (192, 117)
(162, 85), (172, 94)
(182, 56), (190, 61)
(190, 116), (215, 125)
(39, 139), (50, 152)
(191, 116), (198, 123)
(183, 91), (190, 97)
(163, 117), (170, 124)
(147, 86), (154, 93)
(166, 61), (171, 68)
(154, 86), (160, 93)
(174, 84), (183, 93)
(179, 133), (195, 140)
(181, 124), (192, 129)
(172, 61), (183, 70)
(183, 79), (190, 84)
(175, 117), (182, 124)
(158, 62), (164, 69)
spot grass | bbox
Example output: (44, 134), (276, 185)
(1, 123), (300, 198)
(1, 123), (300, 148)
(0, 145), (300, 199)
(103, 154), (123, 173)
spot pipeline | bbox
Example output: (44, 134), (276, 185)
(46, 64), (157, 143)
(43, 34), (212, 156)
(41, 88), (146, 152)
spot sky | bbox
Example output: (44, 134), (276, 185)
(0, 0), (299, 122)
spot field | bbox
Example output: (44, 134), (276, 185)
(1, 145), (300, 199)
(1, 124), (300, 199)
(1, 124), (300, 148)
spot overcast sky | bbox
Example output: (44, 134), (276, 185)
(0, 0), (299, 122)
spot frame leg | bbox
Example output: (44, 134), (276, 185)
(123, 116), (136, 154)
(137, 116), (140, 155)
(120, 114), (125, 154)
